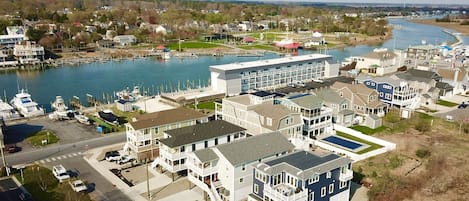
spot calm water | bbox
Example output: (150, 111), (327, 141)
(0, 18), (462, 110)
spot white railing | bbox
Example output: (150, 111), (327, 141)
(160, 150), (186, 161)
(158, 159), (186, 173)
(339, 169), (353, 181)
(188, 174), (222, 201)
(263, 185), (308, 201)
(186, 161), (217, 176)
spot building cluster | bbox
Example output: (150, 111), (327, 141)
(0, 26), (45, 67)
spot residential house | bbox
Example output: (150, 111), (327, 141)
(187, 132), (295, 201)
(358, 76), (420, 109)
(394, 68), (441, 102)
(405, 44), (440, 61)
(351, 48), (403, 76)
(438, 67), (468, 94)
(113, 35), (137, 46)
(215, 92), (303, 138)
(248, 150), (353, 201)
(330, 82), (387, 117)
(154, 120), (246, 178)
(124, 107), (208, 160)
(314, 89), (354, 127)
(277, 93), (334, 139)
(0, 34), (25, 49)
(13, 41), (45, 64)
(435, 82), (454, 97)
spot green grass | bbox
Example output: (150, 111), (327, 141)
(87, 116), (117, 132)
(166, 41), (221, 50)
(335, 131), (383, 154)
(15, 165), (92, 201)
(237, 44), (277, 51)
(350, 126), (387, 135)
(188, 101), (216, 110)
(247, 32), (281, 41)
(27, 130), (59, 147)
(436, 99), (459, 107)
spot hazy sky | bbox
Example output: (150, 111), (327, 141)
(255, 0), (469, 5)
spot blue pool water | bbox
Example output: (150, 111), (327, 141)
(323, 136), (363, 150)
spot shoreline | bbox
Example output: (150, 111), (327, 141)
(410, 19), (469, 36)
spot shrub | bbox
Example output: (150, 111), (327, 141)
(415, 120), (431, 133)
(416, 149), (431, 158)
(460, 20), (469, 25)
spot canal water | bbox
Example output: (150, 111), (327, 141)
(0, 18), (463, 110)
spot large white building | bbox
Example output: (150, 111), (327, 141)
(13, 41), (44, 64)
(210, 54), (340, 95)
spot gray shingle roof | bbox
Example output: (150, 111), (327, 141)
(265, 150), (339, 170)
(215, 132), (294, 166)
(193, 149), (218, 163)
(288, 94), (323, 109)
(314, 89), (346, 104)
(159, 120), (246, 148)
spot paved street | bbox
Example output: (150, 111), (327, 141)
(1, 118), (131, 201)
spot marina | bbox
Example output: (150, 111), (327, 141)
(0, 18), (466, 113)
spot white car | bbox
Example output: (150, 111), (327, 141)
(52, 165), (70, 183)
(69, 180), (87, 192)
(118, 155), (134, 165)
(105, 151), (121, 162)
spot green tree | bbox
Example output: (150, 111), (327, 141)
(26, 28), (47, 42)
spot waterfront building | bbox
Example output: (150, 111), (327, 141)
(154, 120), (246, 178)
(186, 132), (294, 201)
(277, 94), (334, 139)
(0, 34), (25, 49)
(314, 89), (354, 127)
(210, 54), (340, 96)
(348, 48), (403, 76)
(113, 35), (137, 46)
(124, 107), (208, 160)
(357, 76), (420, 109)
(330, 82), (387, 117)
(13, 41), (45, 64)
(248, 150), (353, 201)
(394, 69), (442, 103)
(405, 44), (440, 61)
(215, 92), (303, 138)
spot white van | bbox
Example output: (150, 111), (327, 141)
(52, 165), (70, 183)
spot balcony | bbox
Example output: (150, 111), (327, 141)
(186, 161), (217, 176)
(160, 149), (186, 161)
(264, 184), (308, 201)
(159, 159), (186, 173)
(339, 169), (353, 181)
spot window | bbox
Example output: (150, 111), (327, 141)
(215, 138), (218, 145)
(309, 175), (319, 184)
(242, 164), (246, 171)
(192, 144), (196, 151)
(308, 192), (315, 201)
(240, 178), (243, 183)
(329, 183), (334, 194)
(326, 171), (331, 178)
(266, 118), (272, 126)
(180, 146), (185, 152)
(254, 184), (259, 194)
(321, 187), (326, 197)
(227, 135), (231, 142)
(339, 181), (347, 189)
(204, 141), (208, 148)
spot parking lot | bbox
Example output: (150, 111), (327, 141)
(3, 117), (101, 153)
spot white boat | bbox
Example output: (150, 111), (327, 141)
(115, 86), (143, 102)
(0, 99), (19, 120)
(10, 89), (45, 117)
(51, 96), (68, 112)
(75, 114), (90, 125)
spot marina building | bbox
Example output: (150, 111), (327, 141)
(124, 107), (208, 160)
(0, 34), (25, 49)
(13, 41), (45, 64)
(248, 150), (353, 201)
(215, 92), (303, 138)
(186, 132), (294, 201)
(210, 54), (340, 95)
(154, 120), (246, 178)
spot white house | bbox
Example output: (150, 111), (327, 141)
(350, 48), (403, 76)
(113, 35), (137, 46)
(186, 132), (294, 201)
(13, 41), (44, 64)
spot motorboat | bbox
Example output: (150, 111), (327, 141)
(0, 99), (19, 120)
(115, 86), (143, 102)
(10, 89), (44, 117)
(75, 113), (90, 125)
(51, 96), (68, 112)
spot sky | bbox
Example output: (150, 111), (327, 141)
(249, 0), (469, 5)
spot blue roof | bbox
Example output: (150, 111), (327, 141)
(117, 99), (130, 104)
(265, 151), (340, 170)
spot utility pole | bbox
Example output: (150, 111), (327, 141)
(146, 159), (151, 201)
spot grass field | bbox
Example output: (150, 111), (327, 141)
(350, 126), (387, 135)
(335, 131), (383, 154)
(27, 130), (59, 147)
(166, 41), (221, 50)
(238, 44), (277, 51)
(436, 99), (459, 107)
(188, 101), (216, 110)
(15, 165), (92, 201)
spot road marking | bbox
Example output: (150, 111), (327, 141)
(72, 153), (78, 156)
(51, 158), (56, 161)
(78, 152), (82, 155)
(62, 155), (67, 159)
(57, 156), (62, 160)
(46, 159), (51, 162)
(68, 154), (74, 157)
(40, 160), (45, 164)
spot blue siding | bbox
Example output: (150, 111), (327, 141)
(363, 80), (376, 90)
(253, 169), (265, 198)
(304, 167), (350, 201)
(377, 83), (394, 102)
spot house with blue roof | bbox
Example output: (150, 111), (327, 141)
(248, 150), (353, 201)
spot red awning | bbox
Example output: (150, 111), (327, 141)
(156, 45), (166, 50)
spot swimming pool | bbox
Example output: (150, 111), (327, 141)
(323, 136), (363, 150)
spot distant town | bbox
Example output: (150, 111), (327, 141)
(0, 1), (469, 201)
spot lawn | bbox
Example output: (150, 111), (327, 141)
(237, 44), (277, 51)
(166, 41), (221, 50)
(27, 130), (59, 147)
(188, 101), (216, 110)
(335, 131), (383, 154)
(350, 126), (387, 135)
(87, 116), (120, 133)
(436, 99), (459, 107)
(14, 165), (92, 201)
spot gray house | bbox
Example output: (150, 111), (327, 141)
(113, 35), (137, 46)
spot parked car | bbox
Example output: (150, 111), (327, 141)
(69, 180), (87, 192)
(296, 81), (306, 87)
(118, 155), (134, 165)
(52, 165), (70, 183)
(287, 83), (297, 88)
(458, 102), (468, 109)
(4, 144), (21, 153)
(312, 79), (324, 83)
(105, 151), (121, 162)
